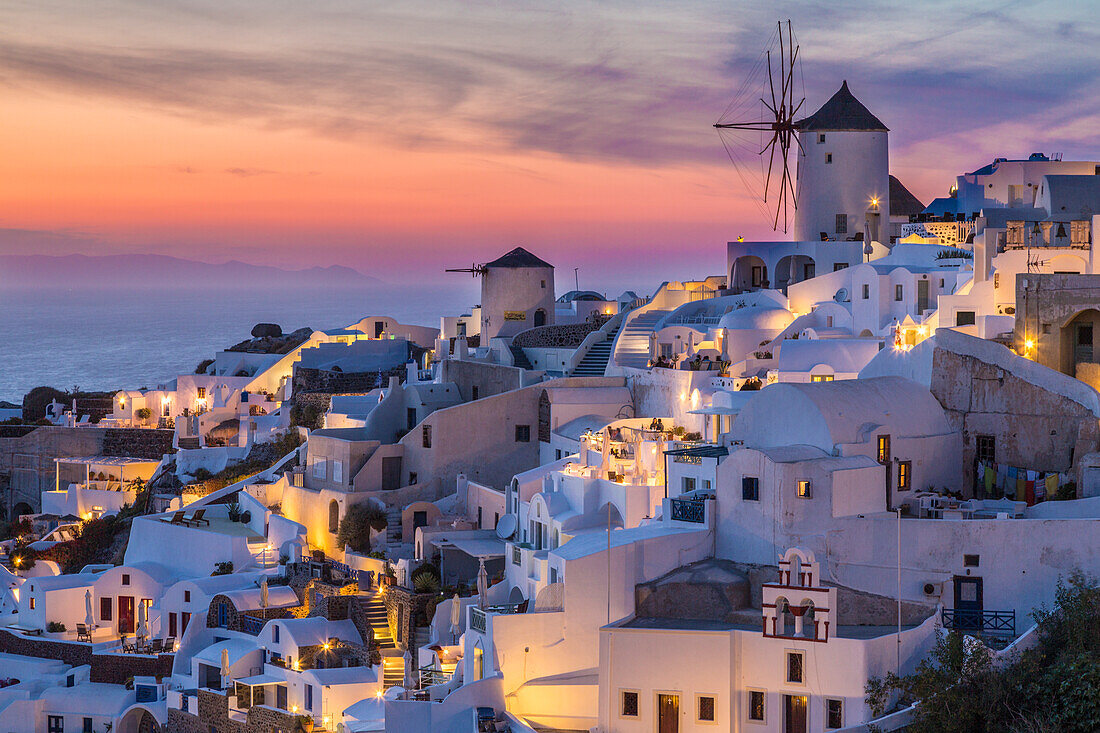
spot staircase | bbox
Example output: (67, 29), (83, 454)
(385, 507), (403, 545)
(509, 344), (534, 370)
(611, 310), (671, 369)
(412, 625), (432, 650)
(572, 323), (621, 376)
(382, 655), (405, 688)
(358, 594), (397, 652)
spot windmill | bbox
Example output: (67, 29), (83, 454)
(714, 20), (805, 233)
(445, 263), (487, 277)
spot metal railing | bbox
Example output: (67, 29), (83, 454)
(418, 666), (454, 688)
(669, 498), (706, 524)
(239, 614), (264, 636)
(469, 608), (487, 633)
(941, 608), (1015, 637)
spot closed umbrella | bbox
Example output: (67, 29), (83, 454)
(220, 646), (231, 687)
(403, 649), (416, 690)
(449, 593), (461, 643)
(136, 601), (148, 644)
(84, 589), (95, 630)
(600, 427), (611, 475)
(260, 578), (269, 610)
(476, 558), (488, 611)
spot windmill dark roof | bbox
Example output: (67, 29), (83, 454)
(797, 81), (888, 132)
(483, 247), (553, 269)
(889, 175), (925, 218)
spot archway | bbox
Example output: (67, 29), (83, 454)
(730, 255), (768, 293)
(775, 254), (816, 293)
(328, 500), (340, 534)
(508, 585), (526, 604)
(1059, 309), (1100, 378)
(118, 706), (162, 733)
(12, 503), (32, 521)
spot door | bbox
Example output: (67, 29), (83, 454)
(954, 576), (984, 630)
(917, 279), (929, 314)
(181, 612), (191, 634)
(802, 262), (815, 280)
(381, 456), (402, 490)
(534, 309), (547, 327)
(118, 596), (135, 634)
(1077, 324), (1093, 364)
(657, 694), (679, 733)
(413, 511), (428, 530)
(784, 695), (808, 733)
(169, 612), (178, 638)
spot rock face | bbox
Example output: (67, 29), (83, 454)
(251, 323), (283, 338)
(634, 559), (752, 623)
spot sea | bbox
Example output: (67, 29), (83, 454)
(0, 283), (471, 403)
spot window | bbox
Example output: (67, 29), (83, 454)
(273, 625), (280, 643)
(748, 690), (766, 722)
(99, 597), (112, 621)
(197, 387), (206, 399)
(703, 479), (711, 491)
(122, 574), (130, 586)
(422, 424), (432, 448)
(541, 279), (546, 289)
(742, 476), (760, 501)
(862, 283), (869, 299)
(810, 374), (833, 382)
(312, 456), (325, 479)
(305, 684), (314, 712)
(620, 690), (639, 717)
(407, 407), (417, 430)
(964, 554), (980, 567)
(83, 718), (93, 733)
(184, 590), (191, 603)
(797, 480), (812, 498)
(817, 133), (825, 144)
(835, 213), (846, 232)
(30, 597), (36, 610)
(898, 461), (911, 491)
(877, 435), (891, 464)
(826, 153), (833, 164)
(697, 695), (716, 722)
(409, 472), (418, 485)
(895, 284), (904, 301)
(555, 449), (562, 460)
(515, 425), (531, 442)
(48, 716), (64, 733)
(976, 435), (995, 465)
(786, 651), (805, 683)
(682, 476), (696, 493)
(471, 386), (479, 400)
(833, 262), (848, 272)
(826, 698), (844, 729)
(477, 507), (483, 528)
(332, 460), (343, 484)
(956, 311), (976, 326)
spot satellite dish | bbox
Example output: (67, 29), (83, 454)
(496, 514), (517, 540)
(834, 288), (849, 303)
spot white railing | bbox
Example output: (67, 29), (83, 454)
(567, 312), (625, 374)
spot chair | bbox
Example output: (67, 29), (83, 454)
(76, 624), (91, 642)
(187, 509), (210, 527)
(160, 511), (186, 525)
(150, 638), (164, 653)
(164, 636), (176, 653)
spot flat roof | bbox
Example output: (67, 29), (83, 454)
(55, 456), (160, 466)
(618, 616), (921, 639)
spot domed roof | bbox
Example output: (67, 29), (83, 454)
(798, 81), (888, 132)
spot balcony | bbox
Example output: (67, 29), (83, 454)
(941, 608), (1015, 638)
(669, 498), (706, 524)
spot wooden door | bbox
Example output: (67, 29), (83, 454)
(954, 576), (984, 630)
(381, 456), (402, 490)
(118, 596), (135, 634)
(657, 693), (679, 733)
(917, 279), (929, 314)
(169, 612), (177, 638)
(784, 694), (807, 733)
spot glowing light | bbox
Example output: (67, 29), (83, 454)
(292, 705), (299, 713)
(376, 690), (384, 698)
(918, 326), (928, 336)
(1025, 339), (1035, 351)
(870, 196), (879, 208)
(322, 642), (331, 650)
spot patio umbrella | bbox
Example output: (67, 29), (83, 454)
(476, 558), (488, 611)
(136, 601), (148, 643)
(449, 593), (461, 643)
(600, 428), (610, 474)
(84, 589), (95, 630)
(403, 649), (416, 690)
(259, 578), (269, 609)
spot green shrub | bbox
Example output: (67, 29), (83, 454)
(46, 621), (66, 633)
(413, 573), (440, 594)
(337, 503), (388, 554)
(213, 561), (234, 576)
(135, 407), (152, 420)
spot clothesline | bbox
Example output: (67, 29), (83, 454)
(977, 462), (1067, 505)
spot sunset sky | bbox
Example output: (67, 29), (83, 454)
(2, 0), (1098, 291)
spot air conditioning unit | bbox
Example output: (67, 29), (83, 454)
(922, 581), (943, 597)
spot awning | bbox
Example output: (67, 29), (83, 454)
(687, 406), (741, 416)
(235, 674), (282, 685)
(431, 536), (506, 559)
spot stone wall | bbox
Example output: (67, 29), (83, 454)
(511, 321), (599, 349)
(167, 688), (308, 733)
(0, 630), (172, 683)
(1014, 273), (1100, 377)
(930, 345), (1100, 493)
(101, 428), (174, 458)
(294, 366), (406, 395)
(383, 586), (434, 648)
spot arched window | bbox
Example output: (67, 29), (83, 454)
(329, 500), (340, 534)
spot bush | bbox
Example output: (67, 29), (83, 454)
(213, 561), (234, 576)
(46, 621), (66, 633)
(135, 407), (152, 421)
(337, 503), (388, 554)
(413, 573), (441, 594)
(195, 358), (215, 374)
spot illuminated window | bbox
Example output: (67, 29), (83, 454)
(877, 435), (890, 464)
(748, 690), (766, 722)
(620, 690), (639, 717)
(826, 698), (844, 729)
(898, 461), (911, 491)
(786, 651), (804, 683)
(797, 480), (812, 499)
(196, 387), (206, 399)
(810, 374), (833, 382)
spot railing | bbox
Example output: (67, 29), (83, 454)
(669, 498), (706, 524)
(239, 614), (264, 636)
(671, 314), (723, 325)
(417, 666), (454, 688)
(941, 608), (1015, 637)
(485, 602), (524, 615)
(469, 607), (487, 634)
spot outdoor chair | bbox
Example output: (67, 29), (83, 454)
(164, 636), (175, 653)
(76, 624), (91, 642)
(187, 509), (210, 527)
(150, 638), (163, 653)
(160, 511), (186, 525)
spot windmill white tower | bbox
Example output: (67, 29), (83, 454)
(793, 81), (890, 244)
